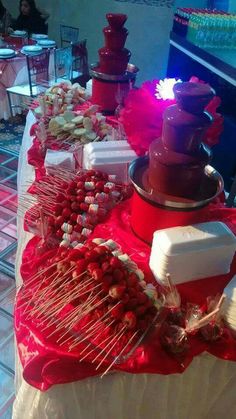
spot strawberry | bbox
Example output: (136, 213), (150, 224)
(62, 208), (71, 219)
(76, 195), (85, 203)
(126, 272), (138, 287)
(73, 224), (82, 233)
(126, 298), (138, 310)
(77, 181), (84, 189)
(80, 203), (89, 212)
(62, 200), (70, 208)
(109, 257), (122, 269)
(113, 268), (124, 282)
(109, 285), (126, 299)
(109, 303), (124, 319)
(128, 287), (138, 298)
(92, 268), (103, 282)
(102, 261), (112, 273)
(94, 246), (108, 256)
(75, 259), (87, 274)
(87, 262), (99, 272)
(102, 274), (113, 286)
(87, 170), (96, 177)
(54, 204), (63, 216)
(71, 202), (80, 211)
(121, 292), (130, 304)
(56, 193), (65, 202)
(136, 292), (148, 305)
(70, 213), (78, 223)
(122, 311), (137, 329)
(84, 250), (98, 262)
(95, 181), (105, 191)
(135, 305), (147, 317)
(67, 249), (83, 261)
(102, 282), (110, 293)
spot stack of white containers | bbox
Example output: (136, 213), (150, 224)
(222, 276), (236, 334)
(149, 222), (236, 286)
(83, 141), (136, 183)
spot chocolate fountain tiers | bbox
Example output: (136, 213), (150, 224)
(90, 13), (138, 114)
(148, 82), (214, 199)
(99, 13), (131, 75)
(129, 82), (224, 244)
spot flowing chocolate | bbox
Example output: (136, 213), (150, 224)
(148, 82), (214, 198)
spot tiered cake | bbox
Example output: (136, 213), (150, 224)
(148, 82), (214, 198)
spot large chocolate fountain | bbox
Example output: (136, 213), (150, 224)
(129, 82), (224, 243)
(90, 13), (139, 114)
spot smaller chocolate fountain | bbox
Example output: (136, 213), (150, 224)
(90, 13), (139, 114)
(129, 82), (224, 243)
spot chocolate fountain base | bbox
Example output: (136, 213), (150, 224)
(129, 156), (224, 244)
(90, 63), (139, 114)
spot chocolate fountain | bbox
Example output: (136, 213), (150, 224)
(90, 13), (139, 114)
(129, 82), (224, 243)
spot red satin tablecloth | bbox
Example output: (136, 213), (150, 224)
(15, 198), (236, 391)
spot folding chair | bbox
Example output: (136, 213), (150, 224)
(53, 45), (72, 83)
(6, 50), (50, 117)
(71, 39), (90, 87)
(60, 25), (79, 47)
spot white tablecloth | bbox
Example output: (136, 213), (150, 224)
(13, 112), (236, 419)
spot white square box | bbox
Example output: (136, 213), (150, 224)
(149, 222), (236, 285)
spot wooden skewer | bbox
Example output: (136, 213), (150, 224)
(79, 320), (117, 361)
(92, 325), (125, 365)
(95, 326), (127, 371)
(45, 291), (105, 338)
(101, 330), (139, 378)
(68, 317), (114, 350)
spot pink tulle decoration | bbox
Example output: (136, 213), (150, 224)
(120, 78), (224, 155)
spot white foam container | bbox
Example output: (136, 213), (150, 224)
(83, 142), (136, 183)
(149, 222), (236, 285)
(45, 149), (75, 173)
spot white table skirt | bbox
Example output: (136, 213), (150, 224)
(13, 111), (236, 419)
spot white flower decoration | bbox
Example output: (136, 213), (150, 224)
(155, 78), (182, 101)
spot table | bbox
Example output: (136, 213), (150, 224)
(0, 48), (55, 121)
(12, 111), (236, 419)
(0, 55), (27, 120)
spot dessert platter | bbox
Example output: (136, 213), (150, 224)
(14, 14), (236, 415)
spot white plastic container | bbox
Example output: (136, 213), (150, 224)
(83, 142), (136, 183)
(45, 149), (75, 173)
(149, 222), (236, 285)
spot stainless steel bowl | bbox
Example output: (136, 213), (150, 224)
(129, 156), (224, 210)
(90, 63), (139, 82)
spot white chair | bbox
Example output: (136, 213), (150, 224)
(54, 46), (72, 83)
(6, 50), (50, 117)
